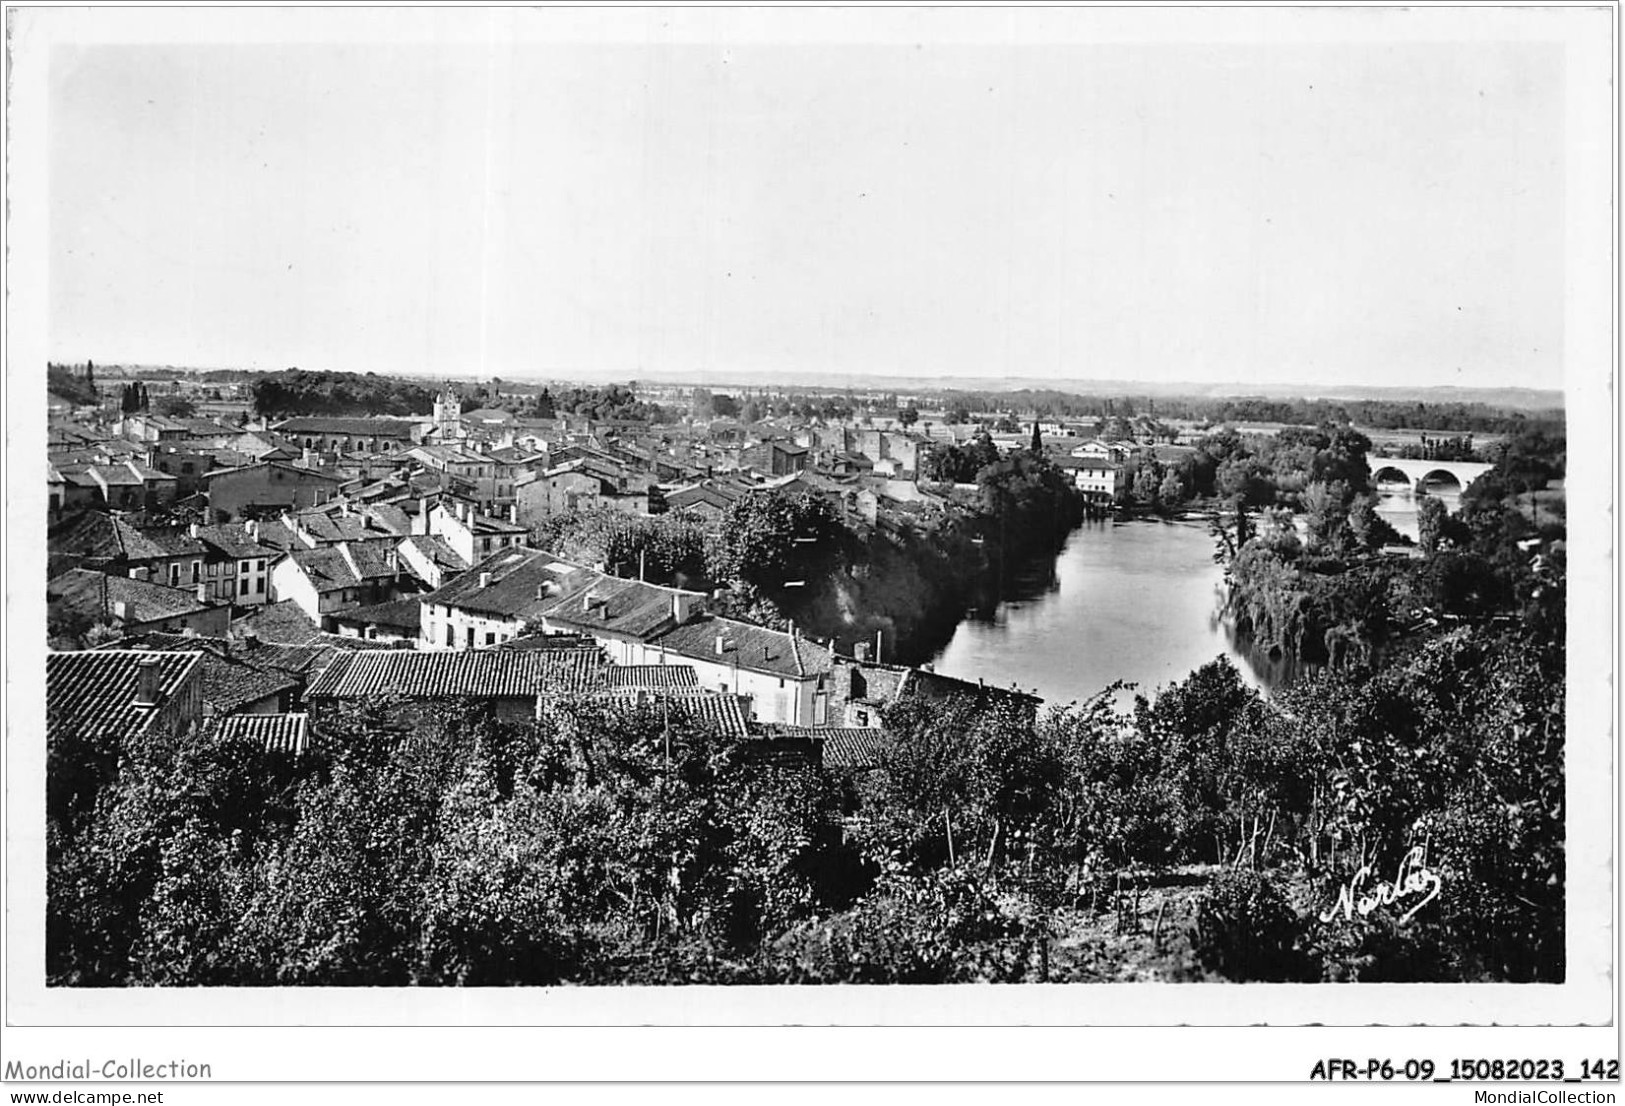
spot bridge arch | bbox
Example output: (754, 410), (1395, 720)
(1416, 469), (1464, 494)
(1368, 456), (1492, 495)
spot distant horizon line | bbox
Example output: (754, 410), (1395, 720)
(48, 358), (1566, 410)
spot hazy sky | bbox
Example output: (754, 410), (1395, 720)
(48, 31), (1566, 388)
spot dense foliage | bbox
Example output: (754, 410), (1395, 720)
(48, 602), (1562, 985)
(250, 369), (438, 419)
(48, 697), (867, 986)
(118, 382), (150, 414)
(532, 508), (713, 589)
(480, 383), (673, 423)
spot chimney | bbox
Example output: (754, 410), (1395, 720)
(508, 503), (518, 523)
(196, 582), (209, 604)
(479, 571), (492, 589)
(188, 522), (200, 538)
(245, 519), (259, 539)
(112, 600), (129, 623)
(715, 632), (727, 656)
(242, 629), (260, 651)
(134, 655), (163, 707)
(854, 642), (870, 663)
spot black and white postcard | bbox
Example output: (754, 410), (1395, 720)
(2, 3), (1616, 1086)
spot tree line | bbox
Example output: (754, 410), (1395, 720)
(251, 369), (440, 419)
(921, 387), (1560, 436)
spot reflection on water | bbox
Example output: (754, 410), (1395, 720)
(928, 486), (1450, 711)
(1374, 486), (1461, 543)
(931, 516), (1283, 710)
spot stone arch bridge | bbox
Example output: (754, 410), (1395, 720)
(1369, 457), (1493, 493)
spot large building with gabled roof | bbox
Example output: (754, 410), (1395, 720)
(418, 545), (592, 651)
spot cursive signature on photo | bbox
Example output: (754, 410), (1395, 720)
(1317, 845), (1443, 925)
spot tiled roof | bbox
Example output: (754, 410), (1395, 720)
(290, 510), (381, 544)
(116, 523), (209, 560)
(664, 484), (743, 512)
(831, 657), (910, 705)
(211, 713), (311, 755)
(284, 547), (360, 592)
(82, 463), (143, 487)
(425, 547), (588, 620)
(659, 692), (749, 738)
(194, 522), (281, 560)
(230, 600), (321, 644)
(1054, 456), (1118, 472)
(364, 503), (414, 536)
(93, 632), (316, 710)
(49, 511), (123, 561)
(771, 726), (890, 770)
(648, 616), (834, 680)
(49, 513), (209, 564)
(591, 688), (749, 738)
(305, 650), (565, 700)
(331, 596), (424, 632)
(344, 541), (402, 580)
(193, 653), (299, 713)
(541, 574), (700, 640)
(48, 569), (211, 624)
(236, 640), (335, 675)
(599, 665), (699, 693)
(400, 534), (468, 572)
(532, 648), (611, 694)
(245, 518), (300, 551)
(898, 666), (1043, 707)
(284, 541), (399, 592)
(47, 650), (202, 744)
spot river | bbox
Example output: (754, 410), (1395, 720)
(928, 494), (1431, 709)
(929, 515), (1270, 709)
